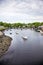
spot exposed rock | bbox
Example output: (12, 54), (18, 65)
(0, 31), (12, 57)
(0, 31), (3, 37)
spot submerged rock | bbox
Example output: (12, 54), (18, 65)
(0, 31), (12, 57)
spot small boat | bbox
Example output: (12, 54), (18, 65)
(10, 33), (12, 34)
(21, 28), (22, 30)
(10, 29), (12, 31)
(22, 36), (28, 40)
(40, 30), (43, 35)
(37, 30), (40, 32)
(16, 32), (19, 34)
(7, 29), (8, 31)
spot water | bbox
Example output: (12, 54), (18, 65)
(0, 29), (43, 65)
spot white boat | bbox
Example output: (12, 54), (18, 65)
(22, 36), (28, 40)
(16, 32), (19, 34)
(40, 30), (43, 35)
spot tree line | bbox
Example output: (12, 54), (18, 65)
(0, 21), (43, 28)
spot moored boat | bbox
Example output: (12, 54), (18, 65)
(22, 36), (28, 40)
(40, 30), (43, 35)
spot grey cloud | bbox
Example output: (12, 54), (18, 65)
(0, 0), (6, 4)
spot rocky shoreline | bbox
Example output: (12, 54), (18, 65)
(0, 31), (12, 57)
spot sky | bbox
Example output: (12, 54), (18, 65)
(0, 0), (43, 23)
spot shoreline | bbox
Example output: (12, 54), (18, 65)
(0, 32), (12, 57)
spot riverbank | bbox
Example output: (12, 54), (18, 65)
(0, 31), (12, 57)
(0, 26), (6, 31)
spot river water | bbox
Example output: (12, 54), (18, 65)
(0, 29), (43, 65)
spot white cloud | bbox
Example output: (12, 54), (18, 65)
(0, 0), (43, 23)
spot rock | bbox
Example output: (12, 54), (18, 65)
(0, 33), (12, 57)
(0, 31), (3, 37)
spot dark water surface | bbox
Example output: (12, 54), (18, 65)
(0, 29), (43, 65)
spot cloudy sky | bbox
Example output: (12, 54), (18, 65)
(0, 0), (43, 23)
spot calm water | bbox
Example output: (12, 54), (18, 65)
(0, 29), (43, 65)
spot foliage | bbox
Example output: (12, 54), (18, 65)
(0, 21), (43, 28)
